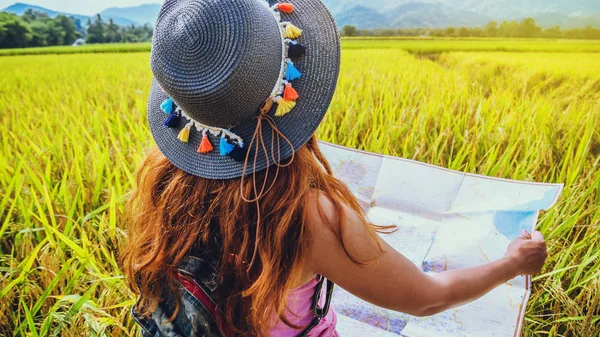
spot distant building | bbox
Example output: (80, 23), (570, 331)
(72, 38), (86, 47)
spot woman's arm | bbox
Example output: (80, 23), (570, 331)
(305, 193), (548, 317)
(424, 229), (546, 314)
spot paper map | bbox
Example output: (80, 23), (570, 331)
(320, 142), (563, 337)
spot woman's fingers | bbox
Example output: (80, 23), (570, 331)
(520, 229), (532, 239)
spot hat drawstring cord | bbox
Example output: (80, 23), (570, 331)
(240, 110), (295, 270)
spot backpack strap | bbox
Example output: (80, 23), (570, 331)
(297, 275), (335, 337)
(170, 270), (236, 337)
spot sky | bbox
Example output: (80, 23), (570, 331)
(0, 0), (162, 15)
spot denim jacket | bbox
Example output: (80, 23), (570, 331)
(131, 254), (224, 337)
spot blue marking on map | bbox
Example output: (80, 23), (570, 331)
(509, 188), (557, 211)
(493, 211), (536, 240)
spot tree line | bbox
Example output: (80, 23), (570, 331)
(2, 11), (599, 49)
(341, 18), (600, 40)
(0, 10), (153, 49)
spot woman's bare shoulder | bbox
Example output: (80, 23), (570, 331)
(303, 189), (383, 273)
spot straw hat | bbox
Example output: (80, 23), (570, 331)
(148, 0), (340, 179)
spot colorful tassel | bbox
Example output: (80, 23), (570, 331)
(276, 3), (294, 13)
(285, 24), (302, 39)
(219, 136), (235, 156)
(283, 83), (299, 101)
(228, 145), (248, 162)
(285, 61), (302, 81)
(287, 44), (306, 59)
(164, 112), (179, 128)
(160, 98), (174, 114)
(177, 124), (191, 143)
(274, 97), (296, 117)
(197, 132), (213, 153)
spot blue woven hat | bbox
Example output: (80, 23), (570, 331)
(148, 0), (340, 179)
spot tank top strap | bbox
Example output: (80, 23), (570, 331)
(297, 275), (335, 337)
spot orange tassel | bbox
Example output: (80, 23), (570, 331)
(283, 83), (299, 101)
(277, 3), (294, 13)
(197, 133), (213, 153)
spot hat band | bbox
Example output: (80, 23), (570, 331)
(264, 2), (305, 117)
(159, 2), (306, 158)
(179, 109), (244, 146)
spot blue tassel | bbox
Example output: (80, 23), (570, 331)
(285, 61), (302, 81)
(164, 113), (179, 128)
(219, 136), (235, 156)
(161, 98), (173, 114)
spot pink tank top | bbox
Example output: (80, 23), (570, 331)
(269, 276), (339, 337)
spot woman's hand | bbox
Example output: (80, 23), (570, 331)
(503, 230), (548, 276)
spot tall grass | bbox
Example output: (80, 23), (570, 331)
(0, 46), (599, 336)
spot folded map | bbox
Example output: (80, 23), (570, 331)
(320, 141), (563, 337)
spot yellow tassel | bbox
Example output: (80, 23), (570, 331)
(285, 24), (302, 39)
(275, 97), (296, 117)
(177, 126), (190, 143)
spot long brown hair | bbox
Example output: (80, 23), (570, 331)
(122, 136), (384, 336)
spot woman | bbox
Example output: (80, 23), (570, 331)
(123, 0), (548, 336)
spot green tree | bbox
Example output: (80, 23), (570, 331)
(56, 15), (77, 44)
(499, 20), (519, 37)
(542, 26), (562, 39)
(28, 20), (50, 46)
(485, 21), (498, 37)
(87, 14), (105, 43)
(581, 25), (600, 39)
(46, 18), (66, 45)
(518, 18), (541, 38)
(341, 25), (357, 37)
(431, 28), (444, 37)
(458, 27), (470, 37)
(21, 9), (50, 23)
(0, 11), (158, 48)
(470, 27), (483, 37)
(106, 18), (121, 43)
(0, 12), (31, 48)
(445, 26), (456, 36)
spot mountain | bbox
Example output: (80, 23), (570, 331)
(2, 2), (90, 23)
(101, 4), (160, 26)
(336, 5), (390, 29)
(533, 12), (600, 29)
(384, 2), (491, 28)
(2, 1), (600, 29)
(2, 2), (137, 26)
(321, 0), (600, 29)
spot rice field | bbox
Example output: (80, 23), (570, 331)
(2, 38), (600, 56)
(0, 40), (599, 336)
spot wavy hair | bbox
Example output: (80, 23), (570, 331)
(122, 136), (388, 336)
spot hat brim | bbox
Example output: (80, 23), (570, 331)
(148, 0), (340, 179)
